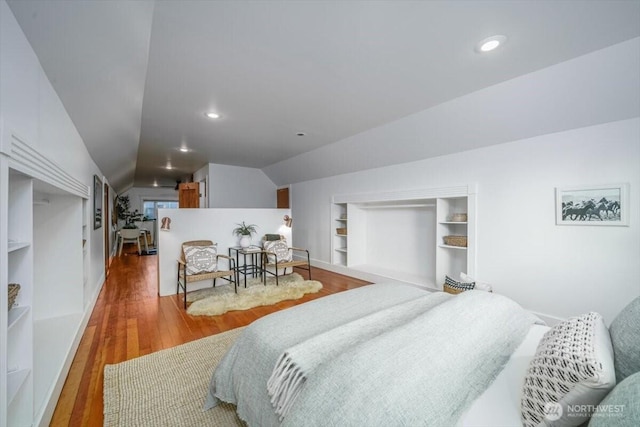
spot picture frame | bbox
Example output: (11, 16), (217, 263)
(556, 183), (629, 226)
(93, 175), (102, 229)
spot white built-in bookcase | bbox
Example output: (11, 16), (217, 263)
(1, 129), (90, 426)
(330, 185), (476, 290)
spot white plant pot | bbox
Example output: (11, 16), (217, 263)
(239, 235), (251, 248)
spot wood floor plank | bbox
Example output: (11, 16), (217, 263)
(50, 254), (370, 425)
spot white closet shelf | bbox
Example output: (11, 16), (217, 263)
(7, 368), (30, 405)
(439, 244), (468, 250)
(8, 241), (30, 252)
(8, 306), (30, 330)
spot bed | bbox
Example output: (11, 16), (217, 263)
(205, 282), (640, 427)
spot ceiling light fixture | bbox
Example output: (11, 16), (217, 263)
(205, 111), (220, 119)
(179, 147), (189, 152)
(476, 35), (507, 53)
(165, 164), (173, 170)
(296, 132), (306, 137)
(153, 181), (158, 187)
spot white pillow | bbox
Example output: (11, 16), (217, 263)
(460, 272), (492, 292)
(184, 245), (218, 274)
(263, 239), (292, 264)
(521, 312), (615, 427)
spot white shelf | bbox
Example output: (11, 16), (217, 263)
(7, 369), (30, 405)
(335, 218), (348, 221)
(335, 248), (348, 253)
(439, 221), (468, 225)
(33, 313), (83, 415)
(8, 241), (30, 252)
(335, 234), (347, 237)
(8, 306), (30, 331)
(439, 244), (468, 250)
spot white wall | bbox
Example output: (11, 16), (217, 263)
(1, 0), (105, 302)
(208, 163), (277, 208)
(291, 118), (640, 324)
(157, 208), (291, 296)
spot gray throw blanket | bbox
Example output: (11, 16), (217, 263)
(206, 282), (430, 426)
(280, 290), (541, 427)
(267, 292), (452, 419)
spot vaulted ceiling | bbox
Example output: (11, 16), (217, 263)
(7, 0), (640, 192)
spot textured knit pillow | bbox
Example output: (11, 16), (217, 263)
(608, 296), (640, 383)
(184, 245), (218, 274)
(521, 312), (616, 427)
(263, 240), (292, 264)
(588, 371), (640, 426)
(443, 275), (475, 294)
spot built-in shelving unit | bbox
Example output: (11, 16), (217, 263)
(331, 203), (348, 266)
(1, 129), (91, 426)
(330, 186), (476, 290)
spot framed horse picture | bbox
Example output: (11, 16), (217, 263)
(556, 183), (629, 226)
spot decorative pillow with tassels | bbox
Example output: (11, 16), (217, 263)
(264, 240), (292, 264)
(184, 245), (218, 274)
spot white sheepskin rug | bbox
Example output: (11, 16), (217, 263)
(185, 273), (322, 316)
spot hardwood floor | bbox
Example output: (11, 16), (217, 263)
(50, 252), (370, 426)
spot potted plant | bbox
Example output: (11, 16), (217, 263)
(116, 195), (144, 229)
(232, 221), (257, 248)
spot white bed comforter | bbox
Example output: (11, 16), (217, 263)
(206, 284), (540, 427)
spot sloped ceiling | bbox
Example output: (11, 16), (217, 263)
(7, 0), (640, 192)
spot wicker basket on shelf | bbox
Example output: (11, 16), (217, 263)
(336, 227), (347, 235)
(443, 235), (467, 247)
(8, 283), (20, 309)
(450, 213), (468, 222)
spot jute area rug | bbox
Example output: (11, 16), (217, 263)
(185, 272), (322, 316)
(104, 327), (246, 427)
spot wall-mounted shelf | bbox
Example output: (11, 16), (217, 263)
(439, 244), (468, 250)
(7, 369), (31, 405)
(8, 306), (30, 330)
(8, 242), (30, 252)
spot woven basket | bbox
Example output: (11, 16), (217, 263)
(336, 227), (347, 235)
(450, 213), (468, 222)
(8, 283), (20, 309)
(443, 235), (467, 247)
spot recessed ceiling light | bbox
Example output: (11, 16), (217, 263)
(165, 164), (173, 170)
(476, 35), (507, 53)
(205, 112), (220, 119)
(179, 147), (189, 152)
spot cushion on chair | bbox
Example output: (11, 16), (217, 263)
(608, 296), (640, 383)
(521, 312), (616, 427)
(263, 239), (292, 264)
(184, 245), (218, 275)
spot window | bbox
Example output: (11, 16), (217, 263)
(143, 200), (178, 220)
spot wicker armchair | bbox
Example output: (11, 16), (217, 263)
(261, 235), (311, 286)
(176, 240), (236, 309)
